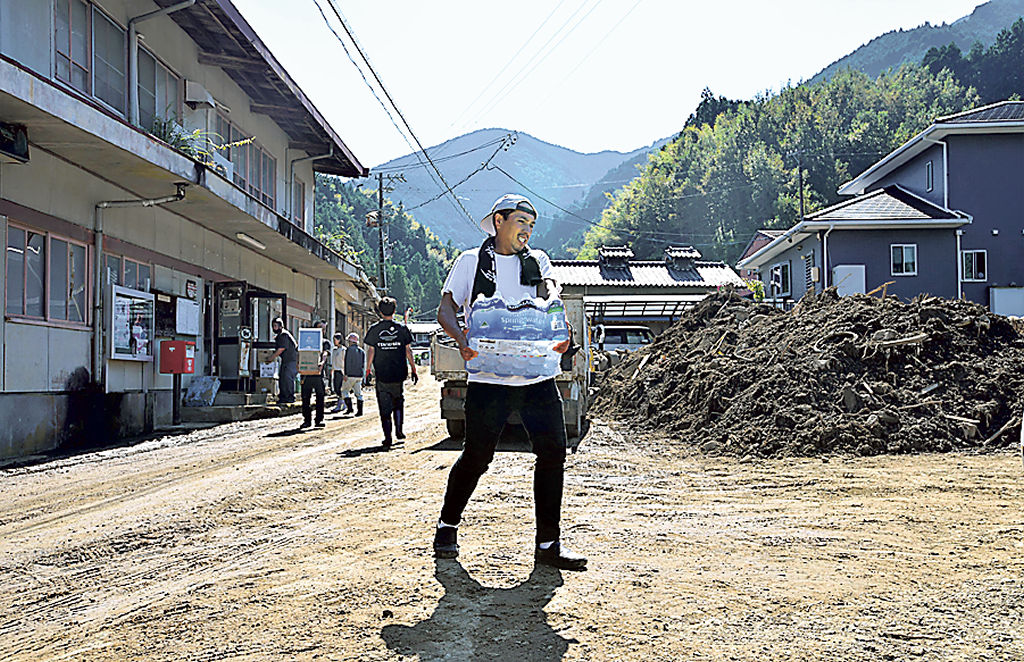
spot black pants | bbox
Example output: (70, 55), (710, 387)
(440, 379), (566, 543)
(278, 361), (297, 403)
(333, 371), (345, 396)
(301, 374), (325, 424)
(376, 381), (404, 440)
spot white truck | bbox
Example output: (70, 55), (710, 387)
(429, 293), (591, 440)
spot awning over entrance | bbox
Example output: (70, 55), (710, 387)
(584, 293), (710, 320)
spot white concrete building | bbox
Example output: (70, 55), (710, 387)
(0, 0), (375, 458)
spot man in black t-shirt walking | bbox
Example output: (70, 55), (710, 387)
(364, 297), (417, 449)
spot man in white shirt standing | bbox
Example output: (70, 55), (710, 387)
(432, 194), (586, 570)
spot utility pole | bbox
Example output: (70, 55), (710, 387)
(797, 150), (805, 220)
(377, 171), (386, 294)
(365, 172), (406, 295)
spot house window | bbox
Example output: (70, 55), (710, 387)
(138, 48), (180, 129)
(926, 160), (934, 193)
(962, 249), (987, 282)
(769, 261), (791, 297)
(891, 244), (918, 276)
(292, 177), (306, 225)
(55, 0), (91, 93)
(92, 9), (126, 114)
(6, 224), (90, 323)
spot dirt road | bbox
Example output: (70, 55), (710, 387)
(2, 380), (1022, 661)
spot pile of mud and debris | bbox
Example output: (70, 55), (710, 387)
(592, 288), (1024, 457)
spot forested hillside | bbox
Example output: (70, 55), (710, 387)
(810, 0), (1024, 84)
(314, 175), (458, 317)
(578, 66), (978, 263)
(579, 13), (1024, 265)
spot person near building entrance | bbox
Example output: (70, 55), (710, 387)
(265, 317), (297, 404)
(432, 193), (586, 570)
(299, 334), (331, 429)
(333, 332), (366, 415)
(364, 297), (417, 449)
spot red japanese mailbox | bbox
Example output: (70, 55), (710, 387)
(160, 340), (195, 374)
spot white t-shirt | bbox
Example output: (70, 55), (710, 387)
(441, 246), (555, 386)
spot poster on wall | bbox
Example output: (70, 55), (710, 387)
(111, 285), (155, 361)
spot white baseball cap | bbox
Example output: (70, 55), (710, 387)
(479, 193), (537, 235)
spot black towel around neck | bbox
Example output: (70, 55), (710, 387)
(471, 236), (543, 301)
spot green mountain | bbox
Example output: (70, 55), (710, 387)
(810, 0), (1024, 84)
(370, 129), (659, 252)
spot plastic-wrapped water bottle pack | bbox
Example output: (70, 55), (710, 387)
(466, 296), (569, 380)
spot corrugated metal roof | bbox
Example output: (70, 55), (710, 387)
(936, 100), (1024, 124)
(807, 185), (960, 221)
(552, 260), (744, 288)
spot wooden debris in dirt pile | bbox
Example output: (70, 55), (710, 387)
(592, 287), (1024, 458)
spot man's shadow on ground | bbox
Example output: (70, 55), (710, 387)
(382, 559), (572, 661)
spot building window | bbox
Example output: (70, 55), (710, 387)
(49, 238), (88, 322)
(891, 244), (918, 276)
(138, 48), (180, 130)
(92, 8), (126, 113)
(104, 253), (150, 291)
(962, 249), (987, 282)
(292, 177), (305, 225)
(926, 160), (934, 192)
(769, 261), (791, 297)
(6, 224), (89, 323)
(213, 114), (274, 207)
(55, 0), (91, 93)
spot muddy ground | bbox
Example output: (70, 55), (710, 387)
(2, 380), (1023, 661)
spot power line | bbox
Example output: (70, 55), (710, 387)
(316, 0), (483, 236)
(447, 0), (569, 133)
(404, 133), (517, 212)
(470, 0), (603, 127)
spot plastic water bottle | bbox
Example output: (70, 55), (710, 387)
(466, 296), (569, 380)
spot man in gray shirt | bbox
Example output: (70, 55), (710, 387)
(332, 332), (366, 416)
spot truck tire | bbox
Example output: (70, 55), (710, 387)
(446, 419), (466, 439)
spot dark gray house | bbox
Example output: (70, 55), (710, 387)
(739, 101), (1024, 315)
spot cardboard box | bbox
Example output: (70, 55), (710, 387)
(297, 328), (323, 375)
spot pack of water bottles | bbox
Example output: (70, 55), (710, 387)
(466, 295), (569, 380)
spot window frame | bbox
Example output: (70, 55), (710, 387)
(926, 160), (934, 193)
(55, 0), (92, 94)
(103, 252), (152, 291)
(214, 114), (276, 209)
(90, 5), (128, 116)
(6, 221), (91, 327)
(292, 176), (306, 226)
(962, 249), (988, 283)
(769, 261), (792, 297)
(137, 45), (182, 129)
(890, 243), (918, 277)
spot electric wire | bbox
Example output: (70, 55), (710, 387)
(316, 0), (483, 235)
(446, 0), (569, 133)
(404, 135), (514, 212)
(470, 0), (603, 126)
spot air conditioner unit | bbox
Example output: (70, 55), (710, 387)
(185, 80), (216, 110)
(211, 150), (233, 180)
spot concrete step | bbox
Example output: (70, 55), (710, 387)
(180, 396), (340, 424)
(213, 391), (270, 406)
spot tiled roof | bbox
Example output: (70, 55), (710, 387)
(665, 245), (702, 260)
(551, 260), (744, 288)
(598, 245), (635, 260)
(807, 185), (961, 222)
(936, 100), (1024, 124)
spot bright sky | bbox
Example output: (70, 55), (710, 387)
(236, 0), (986, 169)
